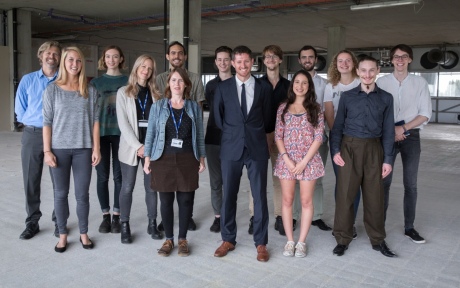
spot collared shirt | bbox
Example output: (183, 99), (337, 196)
(235, 75), (255, 115)
(205, 75), (223, 145)
(330, 84), (395, 164)
(15, 69), (58, 127)
(376, 73), (432, 129)
(156, 69), (205, 103)
(312, 71), (327, 111)
(261, 74), (290, 125)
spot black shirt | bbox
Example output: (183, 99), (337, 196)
(205, 76), (224, 145)
(164, 107), (194, 155)
(135, 84), (153, 144)
(261, 74), (290, 132)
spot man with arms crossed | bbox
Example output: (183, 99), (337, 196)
(213, 46), (272, 262)
(377, 44), (432, 244)
(205, 46), (233, 233)
(15, 41), (61, 239)
(297, 45), (331, 231)
(156, 41), (206, 230)
(331, 56), (396, 257)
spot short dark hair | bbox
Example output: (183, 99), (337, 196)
(298, 45), (317, 59)
(263, 45), (283, 59)
(215, 46), (232, 59)
(390, 44), (413, 60)
(232, 45), (252, 60)
(168, 41), (186, 55)
(358, 55), (379, 67)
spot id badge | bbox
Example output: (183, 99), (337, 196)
(138, 120), (148, 128)
(171, 138), (183, 148)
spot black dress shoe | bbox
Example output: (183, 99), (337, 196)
(274, 216), (285, 236)
(312, 219), (332, 231)
(372, 241), (396, 257)
(333, 244), (348, 256)
(148, 219), (163, 240)
(121, 222), (132, 244)
(188, 218), (197, 231)
(53, 223), (59, 238)
(80, 237), (94, 249)
(248, 216), (254, 235)
(19, 222), (39, 240)
(157, 221), (164, 232)
(54, 242), (67, 253)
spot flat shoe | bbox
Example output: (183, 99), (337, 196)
(80, 237), (94, 249)
(54, 242), (67, 253)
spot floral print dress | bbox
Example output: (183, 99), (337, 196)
(274, 103), (325, 181)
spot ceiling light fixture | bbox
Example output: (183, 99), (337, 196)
(350, 0), (421, 11)
(148, 25), (169, 31)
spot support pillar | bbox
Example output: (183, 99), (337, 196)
(327, 26), (346, 66)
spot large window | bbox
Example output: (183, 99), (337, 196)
(438, 72), (460, 97)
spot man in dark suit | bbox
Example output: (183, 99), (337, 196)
(213, 46), (273, 262)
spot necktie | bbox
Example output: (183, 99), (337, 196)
(241, 83), (247, 119)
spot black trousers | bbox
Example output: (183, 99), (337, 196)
(159, 191), (195, 240)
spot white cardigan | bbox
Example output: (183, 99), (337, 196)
(116, 86), (146, 166)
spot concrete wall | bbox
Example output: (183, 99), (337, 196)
(0, 46), (11, 131)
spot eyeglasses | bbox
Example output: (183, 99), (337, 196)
(393, 54), (410, 60)
(264, 55), (279, 60)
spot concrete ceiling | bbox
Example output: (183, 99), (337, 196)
(1, 0), (460, 56)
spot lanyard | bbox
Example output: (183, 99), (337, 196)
(137, 91), (149, 120)
(168, 100), (184, 138)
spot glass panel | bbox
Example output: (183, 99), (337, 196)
(413, 72), (438, 96)
(438, 72), (460, 97)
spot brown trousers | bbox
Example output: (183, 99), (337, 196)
(333, 136), (386, 246)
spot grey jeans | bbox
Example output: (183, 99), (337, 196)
(51, 148), (92, 235)
(119, 158), (158, 222)
(205, 144), (223, 216)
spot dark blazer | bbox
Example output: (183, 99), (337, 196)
(214, 76), (273, 161)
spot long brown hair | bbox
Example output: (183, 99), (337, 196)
(281, 70), (320, 127)
(327, 50), (358, 86)
(55, 46), (88, 98)
(163, 67), (192, 100)
(124, 54), (160, 100)
(97, 45), (126, 70)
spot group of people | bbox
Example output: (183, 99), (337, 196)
(15, 40), (431, 261)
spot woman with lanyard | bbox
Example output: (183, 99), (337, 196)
(143, 67), (206, 257)
(90, 45), (128, 234)
(116, 54), (162, 244)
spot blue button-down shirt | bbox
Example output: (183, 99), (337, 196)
(15, 69), (58, 127)
(330, 84), (395, 164)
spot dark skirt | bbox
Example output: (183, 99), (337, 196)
(150, 152), (199, 192)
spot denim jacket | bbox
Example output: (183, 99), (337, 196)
(144, 98), (205, 161)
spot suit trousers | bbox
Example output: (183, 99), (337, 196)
(205, 144), (223, 216)
(21, 126), (56, 225)
(220, 148), (269, 247)
(333, 136), (386, 246)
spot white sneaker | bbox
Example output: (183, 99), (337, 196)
(295, 242), (307, 258)
(283, 241), (295, 257)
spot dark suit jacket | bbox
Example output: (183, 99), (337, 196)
(214, 75), (273, 161)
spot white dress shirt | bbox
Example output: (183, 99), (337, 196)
(235, 75), (255, 115)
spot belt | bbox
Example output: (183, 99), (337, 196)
(343, 135), (380, 143)
(25, 125), (43, 131)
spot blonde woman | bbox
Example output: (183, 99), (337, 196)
(116, 54), (162, 244)
(43, 47), (100, 253)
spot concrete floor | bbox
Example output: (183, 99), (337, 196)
(1, 121), (459, 288)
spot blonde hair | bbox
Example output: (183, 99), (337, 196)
(37, 41), (61, 64)
(125, 54), (160, 100)
(55, 46), (89, 98)
(327, 50), (358, 87)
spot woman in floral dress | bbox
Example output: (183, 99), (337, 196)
(274, 69), (325, 258)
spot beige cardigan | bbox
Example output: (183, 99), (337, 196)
(116, 86), (150, 166)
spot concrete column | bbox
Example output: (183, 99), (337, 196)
(188, 0), (201, 75)
(327, 26), (345, 66)
(168, 0), (201, 74)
